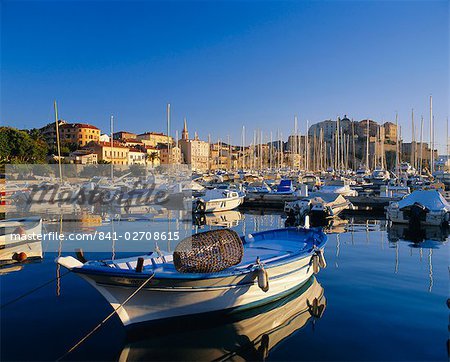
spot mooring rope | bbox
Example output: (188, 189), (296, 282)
(0, 270), (71, 309)
(57, 272), (155, 361)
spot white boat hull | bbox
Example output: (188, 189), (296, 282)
(387, 209), (448, 226)
(203, 196), (243, 213)
(79, 255), (316, 326)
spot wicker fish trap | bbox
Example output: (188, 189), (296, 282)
(173, 229), (244, 273)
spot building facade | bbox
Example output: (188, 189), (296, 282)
(159, 145), (182, 165)
(85, 141), (129, 165)
(67, 150), (98, 164)
(128, 148), (147, 165)
(113, 131), (137, 141)
(178, 120), (210, 171)
(137, 132), (174, 148)
(59, 123), (100, 146)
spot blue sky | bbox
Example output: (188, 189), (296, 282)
(1, 0), (448, 152)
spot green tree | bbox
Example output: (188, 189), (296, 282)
(148, 151), (160, 168)
(0, 127), (48, 164)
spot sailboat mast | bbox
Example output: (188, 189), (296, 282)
(110, 115), (114, 181)
(306, 121), (309, 171)
(242, 126), (245, 170)
(167, 103), (171, 165)
(429, 95), (433, 174)
(352, 120), (356, 171)
(395, 113), (399, 177)
(366, 119), (369, 170)
(53, 100), (63, 183)
(419, 116), (424, 175)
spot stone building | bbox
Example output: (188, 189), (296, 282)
(85, 141), (129, 165)
(137, 132), (174, 148)
(178, 119), (210, 172)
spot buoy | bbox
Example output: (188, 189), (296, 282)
(317, 250), (327, 269)
(12, 252), (27, 262)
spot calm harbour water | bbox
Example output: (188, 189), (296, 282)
(1, 210), (448, 361)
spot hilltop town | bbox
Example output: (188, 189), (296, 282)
(1, 114), (437, 172)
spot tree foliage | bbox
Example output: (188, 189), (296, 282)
(0, 127), (48, 164)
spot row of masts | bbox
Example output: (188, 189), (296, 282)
(54, 96), (444, 175)
(165, 97), (442, 172)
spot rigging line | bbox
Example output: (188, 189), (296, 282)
(0, 270), (71, 309)
(57, 272), (155, 361)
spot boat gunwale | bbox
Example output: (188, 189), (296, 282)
(70, 227), (327, 281)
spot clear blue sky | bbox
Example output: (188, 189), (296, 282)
(1, 0), (448, 152)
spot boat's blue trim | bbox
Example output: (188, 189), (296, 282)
(73, 227), (326, 280)
(91, 259), (311, 290)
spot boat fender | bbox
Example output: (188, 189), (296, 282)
(307, 297), (326, 318)
(304, 215), (310, 229)
(311, 254), (320, 274)
(256, 257), (269, 292)
(257, 333), (270, 360)
(317, 249), (327, 269)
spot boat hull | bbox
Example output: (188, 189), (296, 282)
(76, 254), (317, 326)
(203, 196), (243, 212)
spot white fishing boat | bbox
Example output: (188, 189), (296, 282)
(193, 188), (244, 213)
(386, 190), (450, 227)
(119, 276), (326, 361)
(0, 218), (43, 262)
(57, 227), (327, 327)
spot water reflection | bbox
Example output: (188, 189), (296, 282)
(119, 276), (325, 362)
(387, 222), (449, 245)
(193, 210), (244, 228)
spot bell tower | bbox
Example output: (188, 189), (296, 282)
(182, 118), (189, 141)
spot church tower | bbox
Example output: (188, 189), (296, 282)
(182, 118), (189, 141)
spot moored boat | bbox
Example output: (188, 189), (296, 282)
(193, 188), (244, 213)
(0, 218), (43, 263)
(386, 190), (450, 227)
(285, 193), (351, 226)
(57, 227), (327, 327)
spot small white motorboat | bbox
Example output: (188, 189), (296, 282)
(386, 190), (450, 227)
(0, 218), (43, 262)
(193, 188), (244, 213)
(57, 227), (327, 327)
(285, 193), (351, 226)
